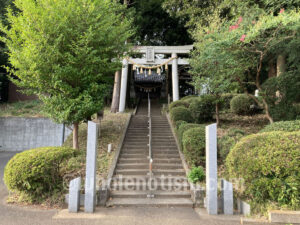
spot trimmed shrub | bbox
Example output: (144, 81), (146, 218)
(230, 94), (256, 115)
(176, 123), (200, 146)
(175, 120), (187, 129)
(218, 129), (245, 161)
(169, 100), (189, 111)
(226, 132), (300, 209)
(4, 147), (78, 202)
(260, 120), (300, 133)
(189, 95), (215, 123)
(188, 166), (205, 183)
(170, 106), (193, 123)
(181, 95), (197, 101)
(182, 126), (206, 167)
(220, 93), (237, 110)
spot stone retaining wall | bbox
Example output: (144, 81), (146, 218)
(0, 117), (72, 151)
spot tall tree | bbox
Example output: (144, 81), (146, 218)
(1, 0), (134, 149)
(191, 10), (300, 123)
(132, 0), (192, 45)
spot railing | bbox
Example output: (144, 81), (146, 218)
(147, 93), (154, 198)
(147, 93), (153, 176)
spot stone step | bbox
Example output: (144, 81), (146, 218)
(106, 198), (193, 207)
(109, 190), (191, 199)
(121, 150), (178, 155)
(116, 163), (183, 170)
(111, 175), (188, 183)
(110, 182), (190, 191)
(118, 158), (182, 164)
(115, 169), (186, 176)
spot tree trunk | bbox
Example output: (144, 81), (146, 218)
(73, 122), (79, 149)
(277, 55), (286, 77)
(215, 103), (220, 125)
(268, 59), (276, 78)
(111, 70), (121, 113)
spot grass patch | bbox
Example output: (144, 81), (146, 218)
(62, 108), (131, 188)
(0, 100), (45, 117)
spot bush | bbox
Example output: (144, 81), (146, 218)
(4, 147), (78, 202)
(182, 126), (206, 167)
(218, 129), (245, 161)
(262, 73), (300, 121)
(260, 120), (300, 133)
(230, 94), (256, 115)
(188, 166), (205, 183)
(189, 95), (215, 123)
(181, 95), (197, 101)
(220, 93), (237, 110)
(175, 120), (187, 129)
(226, 132), (300, 209)
(176, 123), (200, 146)
(169, 100), (189, 111)
(170, 106), (193, 123)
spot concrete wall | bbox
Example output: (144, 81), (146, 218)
(0, 118), (72, 151)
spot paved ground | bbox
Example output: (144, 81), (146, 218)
(0, 151), (262, 225)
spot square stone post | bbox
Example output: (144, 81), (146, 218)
(68, 177), (81, 213)
(206, 123), (218, 215)
(221, 179), (233, 215)
(84, 121), (98, 213)
(172, 53), (179, 101)
(119, 58), (129, 113)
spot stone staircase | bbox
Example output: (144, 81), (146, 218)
(107, 100), (193, 207)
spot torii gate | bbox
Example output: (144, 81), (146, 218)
(119, 45), (193, 112)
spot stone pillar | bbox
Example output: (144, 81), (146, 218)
(172, 53), (179, 101)
(110, 70), (121, 113)
(68, 177), (81, 213)
(84, 121), (98, 213)
(221, 179), (233, 215)
(206, 123), (218, 215)
(119, 58), (129, 113)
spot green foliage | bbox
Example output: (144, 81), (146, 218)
(226, 132), (300, 209)
(230, 94), (256, 115)
(0, 100), (44, 117)
(220, 93), (238, 110)
(0, 0), (134, 125)
(182, 126), (206, 167)
(262, 73), (300, 121)
(170, 106), (193, 123)
(190, 9), (300, 123)
(218, 128), (245, 161)
(4, 147), (78, 202)
(132, 0), (192, 45)
(188, 166), (205, 183)
(260, 120), (300, 133)
(169, 100), (190, 111)
(176, 123), (200, 147)
(175, 120), (187, 129)
(189, 95), (215, 123)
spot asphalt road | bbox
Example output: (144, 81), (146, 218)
(0, 151), (250, 225)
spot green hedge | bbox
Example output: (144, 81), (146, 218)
(230, 94), (256, 115)
(4, 147), (78, 202)
(226, 132), (300, 209)
(170, 106), (193, 123)
(182, 126), (206, 167)
(169, 100), (189, 111)
(175, 120), (187, 129)
(260, 120), (300, 133)
(220, 93), (237, 110)
(176, 123), (200, 147)
(189, 95), (215, 123)
(218, 128), (245, 161)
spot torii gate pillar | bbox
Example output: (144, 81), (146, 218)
(172, 53), (179, 101)
(119, 58), (128, 113)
